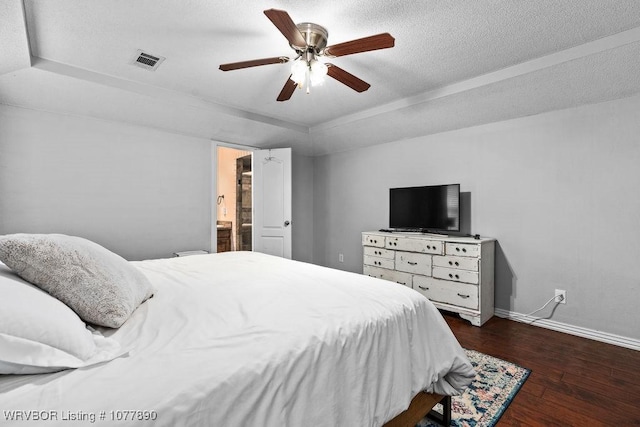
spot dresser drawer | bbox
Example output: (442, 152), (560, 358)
(445, 243), (479, 257)
(363, 246), (395, 259)
(395, 251), (432, 275)
(433, 255), (479, 272)
(432, 266), (479, 284)
(386, 237), (443, 254)
(362, 233), (385, 248)
(363, 255), (394, 269)
(413, 276), (479, 310)
(363, 265), (412, 287)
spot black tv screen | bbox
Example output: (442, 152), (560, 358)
(389, 184), (460, 232)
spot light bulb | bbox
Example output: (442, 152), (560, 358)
(290, 59), (308, 86)
(309, 60), (328, 86)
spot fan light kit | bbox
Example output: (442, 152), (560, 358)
(219, 9), (395, 101)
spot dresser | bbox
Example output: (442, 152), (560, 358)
(362, 231), (495, 326)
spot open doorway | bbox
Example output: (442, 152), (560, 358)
(216, 146), (252, 253)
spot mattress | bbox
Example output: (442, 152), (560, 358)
(0, 251), (474, 426)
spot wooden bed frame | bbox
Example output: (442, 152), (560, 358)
(383, 392), (451, 427)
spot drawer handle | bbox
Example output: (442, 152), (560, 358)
(418, 286), (429, 291)
(457, 293), (470, 299)
(449, 261), (459, 266)
(398, 282), (406, 285)
(448, 273), (460, 279)
(408, 261), (417, 265)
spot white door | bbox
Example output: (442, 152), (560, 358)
(253, 148), (292, 259)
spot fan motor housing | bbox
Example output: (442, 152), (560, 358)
(291, 22), (328, 53)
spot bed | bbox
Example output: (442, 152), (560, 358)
(0, 234), (474, 427)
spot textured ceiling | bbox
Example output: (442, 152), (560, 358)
(1, 0), (640, 155)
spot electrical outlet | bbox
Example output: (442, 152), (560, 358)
(338, 253), (344, 263)
(555, 289), (567, 304)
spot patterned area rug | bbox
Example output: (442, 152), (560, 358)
(417, 349), (530, 427)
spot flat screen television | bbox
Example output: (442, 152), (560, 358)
(389, 184), (460, 232)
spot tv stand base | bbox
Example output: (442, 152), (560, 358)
(362, 231), (495, 327)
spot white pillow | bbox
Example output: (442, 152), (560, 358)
(0, 262), (124, 374)
(0, 233), (154, 328)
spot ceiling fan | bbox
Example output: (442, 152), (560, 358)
(219, 9), (395, 101)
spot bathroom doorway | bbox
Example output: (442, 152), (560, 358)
(216, 146), (252, 253)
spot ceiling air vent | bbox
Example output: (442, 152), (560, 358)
(130, 49), (165, 71)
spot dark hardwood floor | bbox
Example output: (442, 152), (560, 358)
(443, 313), (640, 426)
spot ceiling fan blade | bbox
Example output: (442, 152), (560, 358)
(323, 33), (395, 57)
(219, 57), (288, 71)
(326, 64), (371, 92)
(264, 9), (307, 48)
(277, 77), (298, 102)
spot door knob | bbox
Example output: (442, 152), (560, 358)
(284, 220), (290, 227)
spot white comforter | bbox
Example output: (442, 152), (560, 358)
(0, 251), (474, 427)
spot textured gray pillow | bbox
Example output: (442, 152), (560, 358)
(0, 234), (153, 328)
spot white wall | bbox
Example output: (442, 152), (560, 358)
(0, 104), (212, 260)
(0, 104), (316, 263)
(292, 153), (314, 263)
(313, 94), (640, 341)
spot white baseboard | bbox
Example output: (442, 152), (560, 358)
(494, 308), (640, 351)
